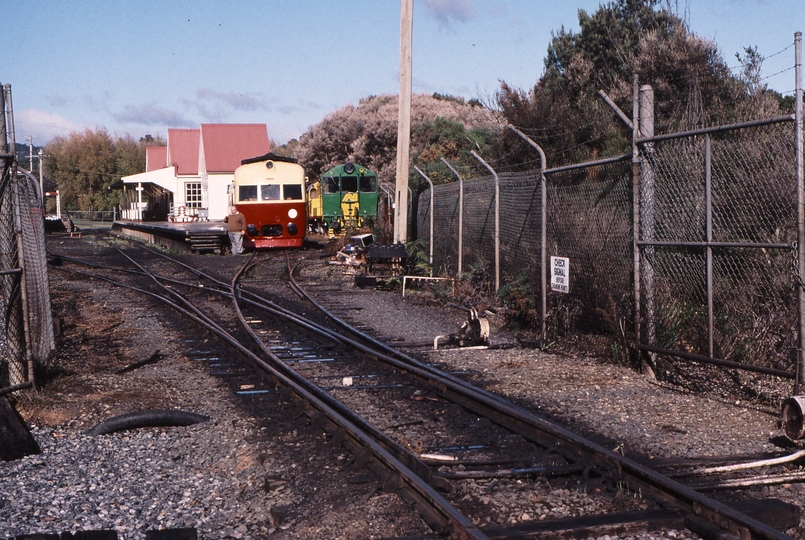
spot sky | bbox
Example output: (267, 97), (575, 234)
(4, 0), (804, 147)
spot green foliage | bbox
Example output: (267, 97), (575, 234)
(295, 93), (500, 190)
(453, 259), (494, 307)
(497, 267), (539, 331)
(45, 129), (165, 212)
(271, 138), (300, 159)
(405, 237), (432, 276)
(545, 0), (677, 93)
(495, 0), (781, 170)
(409, 118), (496, 192)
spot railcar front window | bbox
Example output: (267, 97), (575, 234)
(239, 185), (258, 202)
(341, 176), (358, 193)
(283, 185), (303, 200)
(261, 185), (280, 201)
(359, 176), (376, 193)
(325, 177), (339, 193)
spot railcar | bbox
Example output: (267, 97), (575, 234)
(230, 153), (306, 249)
(307, 162), (379, 234)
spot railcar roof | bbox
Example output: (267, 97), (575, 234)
(241, 153), (298, 166)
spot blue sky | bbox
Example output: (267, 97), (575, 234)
(4, 0), (804, 146)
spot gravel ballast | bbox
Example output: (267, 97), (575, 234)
(2, 239), (804, 539)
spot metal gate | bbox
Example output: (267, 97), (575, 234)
(636, 118), (799, 379)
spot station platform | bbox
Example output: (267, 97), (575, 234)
(112, 220), (229, 254)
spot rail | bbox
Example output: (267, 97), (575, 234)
(50, 245), (797, 539)
(287, 258), (794, 540)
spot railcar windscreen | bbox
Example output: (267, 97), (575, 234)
(283, 185), (303, 200)
(239, 185), (257, 201)
(261, 185), (280, 201)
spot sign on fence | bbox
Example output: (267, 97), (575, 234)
(551, 256), (570, 293)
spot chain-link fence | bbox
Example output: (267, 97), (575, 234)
(1, 84), (55, 389)
(416, 159), (634, 353)
(638, 118), (798, 376)
(415, 108), (801, 385)
(0, 168), (55, 386)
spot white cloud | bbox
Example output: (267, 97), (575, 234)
(196, 88), (264, 112)
(113, 103), (195, 128)
(422, 0), (476, 28)
(13, 109), (84, 144)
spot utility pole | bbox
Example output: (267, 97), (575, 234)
(38, 149), (45, 211)
(394, 0), (413, 244)
(27, 135), (34, 172)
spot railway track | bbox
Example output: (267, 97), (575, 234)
(48, 243), (801, 539)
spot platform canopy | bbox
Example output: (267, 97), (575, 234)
(120, 166), (178, 193)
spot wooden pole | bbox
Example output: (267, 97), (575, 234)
(394, 0), (413, 244)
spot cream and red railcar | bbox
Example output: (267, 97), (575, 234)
(230, 153), (306, 249)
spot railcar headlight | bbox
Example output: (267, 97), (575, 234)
(246, 224), (258, 236)
(287, 222), (299, 235)
(288, 208), (298, 218)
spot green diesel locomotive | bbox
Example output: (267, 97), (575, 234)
(307, 162), (379, 234)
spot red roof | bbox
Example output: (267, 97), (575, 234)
(167, 128), (200, 175)
(200, 124), (270, 173)
(145, 146), (168, 172)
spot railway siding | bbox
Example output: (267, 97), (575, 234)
(2, 236), (803, 538)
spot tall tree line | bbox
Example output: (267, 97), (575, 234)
(493, 0), (790, 169)
(44, 129), (164, 212)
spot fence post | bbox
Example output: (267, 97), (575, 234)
(507, 125), (548, 339)
(379, 184), (394, 236)
(794, 32), (805, 395)
(705, 135), (714, 359)
(639, 83), (657, 377)
(413, 166), (434, 275)
(441, 158), (464, 276)
(470, 151), (500, 293)
(12, 180), (35, 385)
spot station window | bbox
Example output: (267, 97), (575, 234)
(239, 185), (258, 201)
(283, 185), (303, 200)
(359, 176), (376, 193)
(185, 182), (202, 208)
(261, 184), (280, 201)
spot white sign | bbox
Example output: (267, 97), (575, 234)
(551, 256), (570, 293)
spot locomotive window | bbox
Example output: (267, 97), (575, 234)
(359, 176), (376, 193)
(341, 176), (358, 193)
(324, 177), (339, 193)
(283, 185), (303, 200)
(261, 185), (280, 201)
(239, 185), (258, 202)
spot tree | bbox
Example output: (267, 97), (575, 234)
(410, 117), (496, 190)
(295, 93), (500, 192)
(45, 129), (164, 212)
(495, 0), (778, 170)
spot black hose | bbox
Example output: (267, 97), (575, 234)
(85, 410), (209, 436)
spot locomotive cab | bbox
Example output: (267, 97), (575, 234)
(308, 162), (379, 234)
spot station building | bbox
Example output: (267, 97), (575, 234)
(119, 123), (270, 221)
